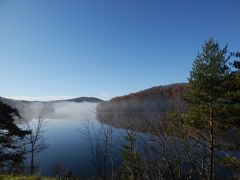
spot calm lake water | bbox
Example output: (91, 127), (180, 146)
(21, 102), (124, 178)
(30, 118), (126, 178)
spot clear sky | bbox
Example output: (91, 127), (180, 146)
(0, 0), (239, 100)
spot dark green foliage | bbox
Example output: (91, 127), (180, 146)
(222, 55), (240, 130)
(120, 131), (144, 180)
(187, 38), (232, 132)
(186, 38), (240, 179)
(120, 131), (137, 180)
(219, 53), (240, 176)
(186, 38), (229, 180)
(187, 38), (230, 128)
(0, 101), (31, 172)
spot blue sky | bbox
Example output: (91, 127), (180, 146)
(0, 0), (239, 100)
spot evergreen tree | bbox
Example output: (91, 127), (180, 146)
(0, 101), (31, 173)
(222, 52), (240, 131)
(219, 52), (240, 177)
(186, 38), (231, 180)
(120, 131), (143, 180)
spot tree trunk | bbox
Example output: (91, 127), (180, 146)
(209, 106), (214, 180)
(30, 148), (34, 175)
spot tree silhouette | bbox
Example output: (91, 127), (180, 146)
(0, 101), (31, 173)
(25, 108), (49, 175)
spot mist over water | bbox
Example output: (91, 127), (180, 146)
(18, 101), (98, 121)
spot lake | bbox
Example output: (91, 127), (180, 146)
(23, 102), (128, 178)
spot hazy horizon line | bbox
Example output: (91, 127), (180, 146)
(4, 96), (107, 102)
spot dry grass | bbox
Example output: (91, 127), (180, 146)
(0, 175), (55, 180)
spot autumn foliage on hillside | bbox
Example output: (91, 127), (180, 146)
(111, 83), (189, 102)
(97, 83), (190, 132)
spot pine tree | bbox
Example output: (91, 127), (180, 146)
(186, 38), (231, 180)
(0, 101), (31, 173)
(219, 52), (240, 177)
(120, 130), (142, 180)
(222, 52), (240, 131)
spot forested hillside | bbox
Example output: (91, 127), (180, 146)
(97, 83), (190, 132)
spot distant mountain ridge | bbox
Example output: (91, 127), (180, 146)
(59, 97), (103, 103)
(0, 96), (103, 103)
(0, 96), (102, 121)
